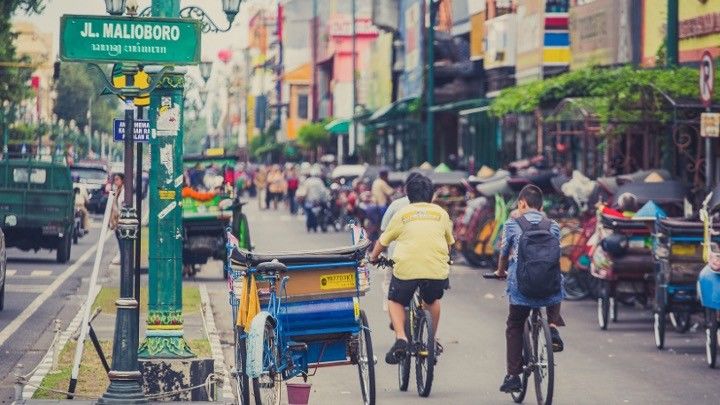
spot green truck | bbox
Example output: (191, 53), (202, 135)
(182, 154), (251, 278)
(0, 159), (76, 263)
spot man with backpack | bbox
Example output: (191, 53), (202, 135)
(489, 184), (565, 393)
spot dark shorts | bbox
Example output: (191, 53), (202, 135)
(388, 276), (449, 307)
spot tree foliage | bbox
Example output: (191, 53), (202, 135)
(490, 65), (716, 118)
(296, 120), (330, 150)
(0, 1), (45, 104)
(53, 63), (119, 136)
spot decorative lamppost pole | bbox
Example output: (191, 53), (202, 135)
(137, 0), (242, 359)
(425, 0), (440, 165)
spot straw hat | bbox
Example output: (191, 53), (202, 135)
(419, 162), (433, 170)
(644, 171), (664, 183)
(476, 165), (496, 179)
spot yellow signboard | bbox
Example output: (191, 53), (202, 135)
(678, 0), (720, 63)
(701, 112), (720, 138)
(112, 67), (151, 107)
(319, 272), (356, 290)
(159, 189), (176, 200)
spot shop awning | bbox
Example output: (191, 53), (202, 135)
(325, 118), (350, 134)
(429, 98), (491, 113)
(366, 97), (420, 125)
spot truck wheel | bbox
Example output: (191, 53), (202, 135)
(56, 234), (71, 264)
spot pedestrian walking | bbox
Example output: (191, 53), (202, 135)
(286, 166), (300, 215)
(267, 165), (286, 210)
(255, 165), (267, 210)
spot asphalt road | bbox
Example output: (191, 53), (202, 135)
(0, 216), (115, 404)
(203, 203), (720, 405)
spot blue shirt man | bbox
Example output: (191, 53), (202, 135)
(492, 185), (566, 394)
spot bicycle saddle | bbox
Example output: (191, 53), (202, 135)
(256, 259), (288, 274)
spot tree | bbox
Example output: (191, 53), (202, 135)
(53, 63), (120, 156)
(0, 1), (45, 104)
(297, 121), (330, 150)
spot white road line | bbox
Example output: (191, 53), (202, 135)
(0, 234), (107, 348)
(30, 270), (52, 277)
(6, 285), (47, 294)
(6, 269), (16, 277)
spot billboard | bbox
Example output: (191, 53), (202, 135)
(678, 0), (720, 63)
(641, 0), (666, 67)
(569, 0), (633, 69)
(470, 11), (485, 60)
(400, 0), (423, 99)
(372, 0), (399, 32)
(515, 0), (544, 83)
(484, 13), (517, 70)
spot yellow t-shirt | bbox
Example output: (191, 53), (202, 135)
(379, 202), (454, 280)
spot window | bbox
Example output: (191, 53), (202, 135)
(13, 168), (47, 184)
(297, 94), (309, 120)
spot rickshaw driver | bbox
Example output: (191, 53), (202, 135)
(369, 174), (454, 365)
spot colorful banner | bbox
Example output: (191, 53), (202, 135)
(678, 0), (720, 63)
(569, 0), (633, 69)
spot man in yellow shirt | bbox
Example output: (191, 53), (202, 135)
(370, 174), (454, 364)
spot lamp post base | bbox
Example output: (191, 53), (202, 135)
(98, 373), (146, 404)
(138, 331), (195, 359)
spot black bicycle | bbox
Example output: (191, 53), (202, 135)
(375, 256), (436, 397)
(484, 273), (555, 405)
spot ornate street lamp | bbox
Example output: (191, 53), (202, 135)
(139, 1), (243, 32)
(199, 60), (213, 84)
(221, 0), (242, 24)
(104, 0), (126, 15)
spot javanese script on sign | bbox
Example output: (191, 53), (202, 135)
(60, 14), (201, 65)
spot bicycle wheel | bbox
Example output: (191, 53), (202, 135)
(414, 309), (435, 397)
(252, 320), (282, 405)
(234, 326), (251, 405)
(511, 320), (531, 403)
(597, 282), (610, 330)
(357, 310), (376, 405)
(654, 308), (666, 350)
(669, 310), (691, 333)
(533, 316), (554, 405)
(398, 311), (411, 392)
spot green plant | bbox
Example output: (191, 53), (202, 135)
(296, 120), (330, 150)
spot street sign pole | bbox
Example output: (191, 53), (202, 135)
(701, 50), (715, 191)
(138, 0), (195, 359)
(98, 65), (145, 404)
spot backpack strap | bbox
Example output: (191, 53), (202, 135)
(516, 215), (532, 232)
(537, 217), (552, 231)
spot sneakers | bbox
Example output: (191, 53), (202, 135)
(550, 326), (564, 352)
(499, 374), (522, 393)
(385, 338), (408, 365)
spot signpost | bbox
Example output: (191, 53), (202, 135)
(700, 50), (715, 190)
(113, 119), (150, 141)
(59, 15), (201, 65)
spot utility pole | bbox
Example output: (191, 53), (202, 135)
(666, 0), (678, 67)
(350, 0), (357, 158)
(138, 0), (195, 359)
(311, 0), (318, 121)
(425, 0), (439, 165)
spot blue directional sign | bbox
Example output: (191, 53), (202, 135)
(113, 119), (150, 142)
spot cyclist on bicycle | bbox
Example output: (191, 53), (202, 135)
(369, 174), (453, 365)
(491, 184), (566, 393)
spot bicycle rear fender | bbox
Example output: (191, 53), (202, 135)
(246, 311), (276, 379)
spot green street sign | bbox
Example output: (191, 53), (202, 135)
(59, 14), (201, 65)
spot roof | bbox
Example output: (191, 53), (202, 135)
(282, 63), (311, 83)
(325, 118), (350, 134)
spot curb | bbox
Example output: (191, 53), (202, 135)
(21, 299), (86, 400)
(198, 283), (234, 402)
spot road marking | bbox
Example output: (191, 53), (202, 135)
(6, 284), (47, 294)
(30, 270), (53, 277)
(0, 234), (107, 348)
(6, 269), (16, 277)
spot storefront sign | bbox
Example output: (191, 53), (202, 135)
(569, 0), (633, 69)
(680, 12), (720, 39)
(470, 11), (485, 60)
(59, 15), (201, 64)
(701, 112), (720, 137)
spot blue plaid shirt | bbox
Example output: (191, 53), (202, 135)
(500, 210), (565, 307)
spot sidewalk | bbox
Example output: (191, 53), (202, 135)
(17, 253), (229, 403)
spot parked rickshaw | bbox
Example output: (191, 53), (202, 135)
(698, 189), (720, 367)
(652, 216), (705, 349)
(226, 227), (375, 405)
(593, 180), (686, 330)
